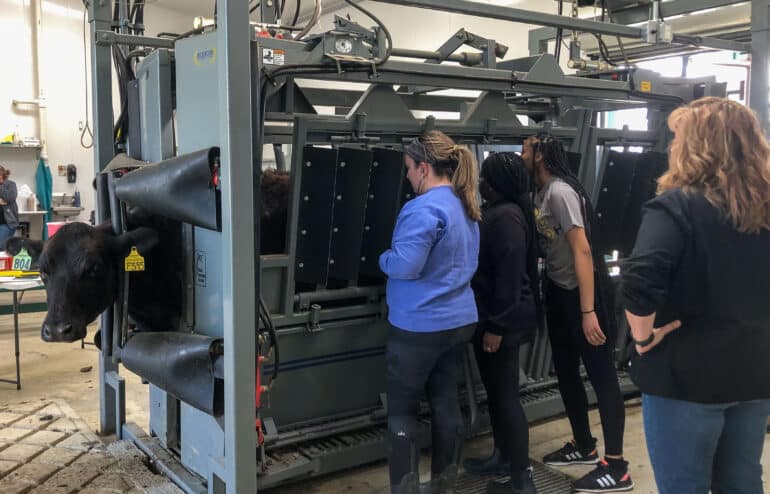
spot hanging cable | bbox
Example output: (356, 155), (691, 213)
(80, 5), (93, 149)
(294, 0), (321, 40)
(601, 0), (629, 66)
(290, 0), (301, 27)
(258, 298), (279, 384)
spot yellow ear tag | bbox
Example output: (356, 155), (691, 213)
(124, 247), (145, 272)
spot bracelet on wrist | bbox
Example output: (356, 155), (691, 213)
(581, 309), (595, 314)
(633, 333), (655, 347)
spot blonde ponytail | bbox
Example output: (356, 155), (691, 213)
(451, 146), (481, 221)
(418, 131), (481, 221)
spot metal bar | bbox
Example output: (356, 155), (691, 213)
(282, 117), (307, 316)
(89, 0), (120, 438)
(217, 0), (258, 491)
(371, 0), (644, 38)
(390, 47), (482, 65)
(609, 0), (745, 26)
(528, 0), (748, 52)
(94, 30), (175, 49)
(123, 423), (207, 494)
(294, 286), (382, 309)
(105, 371), (126, 439)
(750, 0), (770, 135)
(13, 291), (20, 390)
(671, 33), (751, 52)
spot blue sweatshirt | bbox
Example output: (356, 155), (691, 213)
(379, 185), (480, 332)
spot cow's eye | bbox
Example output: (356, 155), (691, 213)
(82, 264), (102, 279)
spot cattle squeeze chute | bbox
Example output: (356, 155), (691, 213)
(72, 1), (743, 492)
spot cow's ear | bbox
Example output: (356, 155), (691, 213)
(113, 227), (159, 257)
(5, 238), (45, 261)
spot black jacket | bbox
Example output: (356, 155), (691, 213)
(621, 188), (770, 403)
(0, 181), (18, 229)
(472, 201), (536, 339)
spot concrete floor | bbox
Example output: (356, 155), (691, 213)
(0, 308), (768, 493)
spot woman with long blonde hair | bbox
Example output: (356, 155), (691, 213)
(380, 130), (480, 493)
(621, 97), (770, 494)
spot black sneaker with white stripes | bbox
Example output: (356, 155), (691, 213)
(542, 440), (598, 466)
(574, 459), (634, 492)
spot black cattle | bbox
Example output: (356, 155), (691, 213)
(10, 169), (290, 343)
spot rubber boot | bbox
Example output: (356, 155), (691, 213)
(393, 472), (420, 494)
(463, 448), (510, 476)
(419, 464), (458, 494)
(389, 430), (421, 494)
(487, 466), (537, 494)
(420, 427), (463, 494)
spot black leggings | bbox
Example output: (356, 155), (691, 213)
(546, 281), (625, 456)
(472, 330), (530, 471)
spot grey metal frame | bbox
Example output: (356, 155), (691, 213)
(372, 0), (750, 52)
(525, 0), (770, 134)
(214, 0), (258, 492)
(527, 0), (749, 56)
(88, 0), (119, 437)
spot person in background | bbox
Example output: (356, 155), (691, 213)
(463, 152), (541, 494)
(379, 130), (480, 494)
(621, 97), (770, 494)
(0, 166), (19, 251)
(521, 135), (632, 492)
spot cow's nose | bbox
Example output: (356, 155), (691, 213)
(42, 323), (74, 341)
(59, 324), (74, 337)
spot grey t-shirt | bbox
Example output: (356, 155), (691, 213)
(534, 178), (584, 290)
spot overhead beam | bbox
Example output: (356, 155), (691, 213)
(529, 0), (750, 54)
(371, 0), (643, 38)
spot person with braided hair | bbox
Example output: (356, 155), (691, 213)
(379, 130), (480, 494)
(521, 134), (632, 492)
(462, 152), (541, 494)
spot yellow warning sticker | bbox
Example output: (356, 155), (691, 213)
(124, 247), (145, 272)
(640, 80), (652, 92)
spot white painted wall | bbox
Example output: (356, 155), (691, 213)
(0, 0), (196, 236)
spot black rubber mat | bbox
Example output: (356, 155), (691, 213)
(456, 461), (573, 493)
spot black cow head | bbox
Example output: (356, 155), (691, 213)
(30, 223), (158, 342)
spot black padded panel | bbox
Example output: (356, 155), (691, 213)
(620, 151), (668, 255)
(594, 151), (638, 255)
(329, 148), (373, 281)
(295, 146), (337, 285)
(359, 148), (406, 279)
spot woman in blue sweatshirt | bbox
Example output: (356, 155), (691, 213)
(379, 130), (481, 494)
